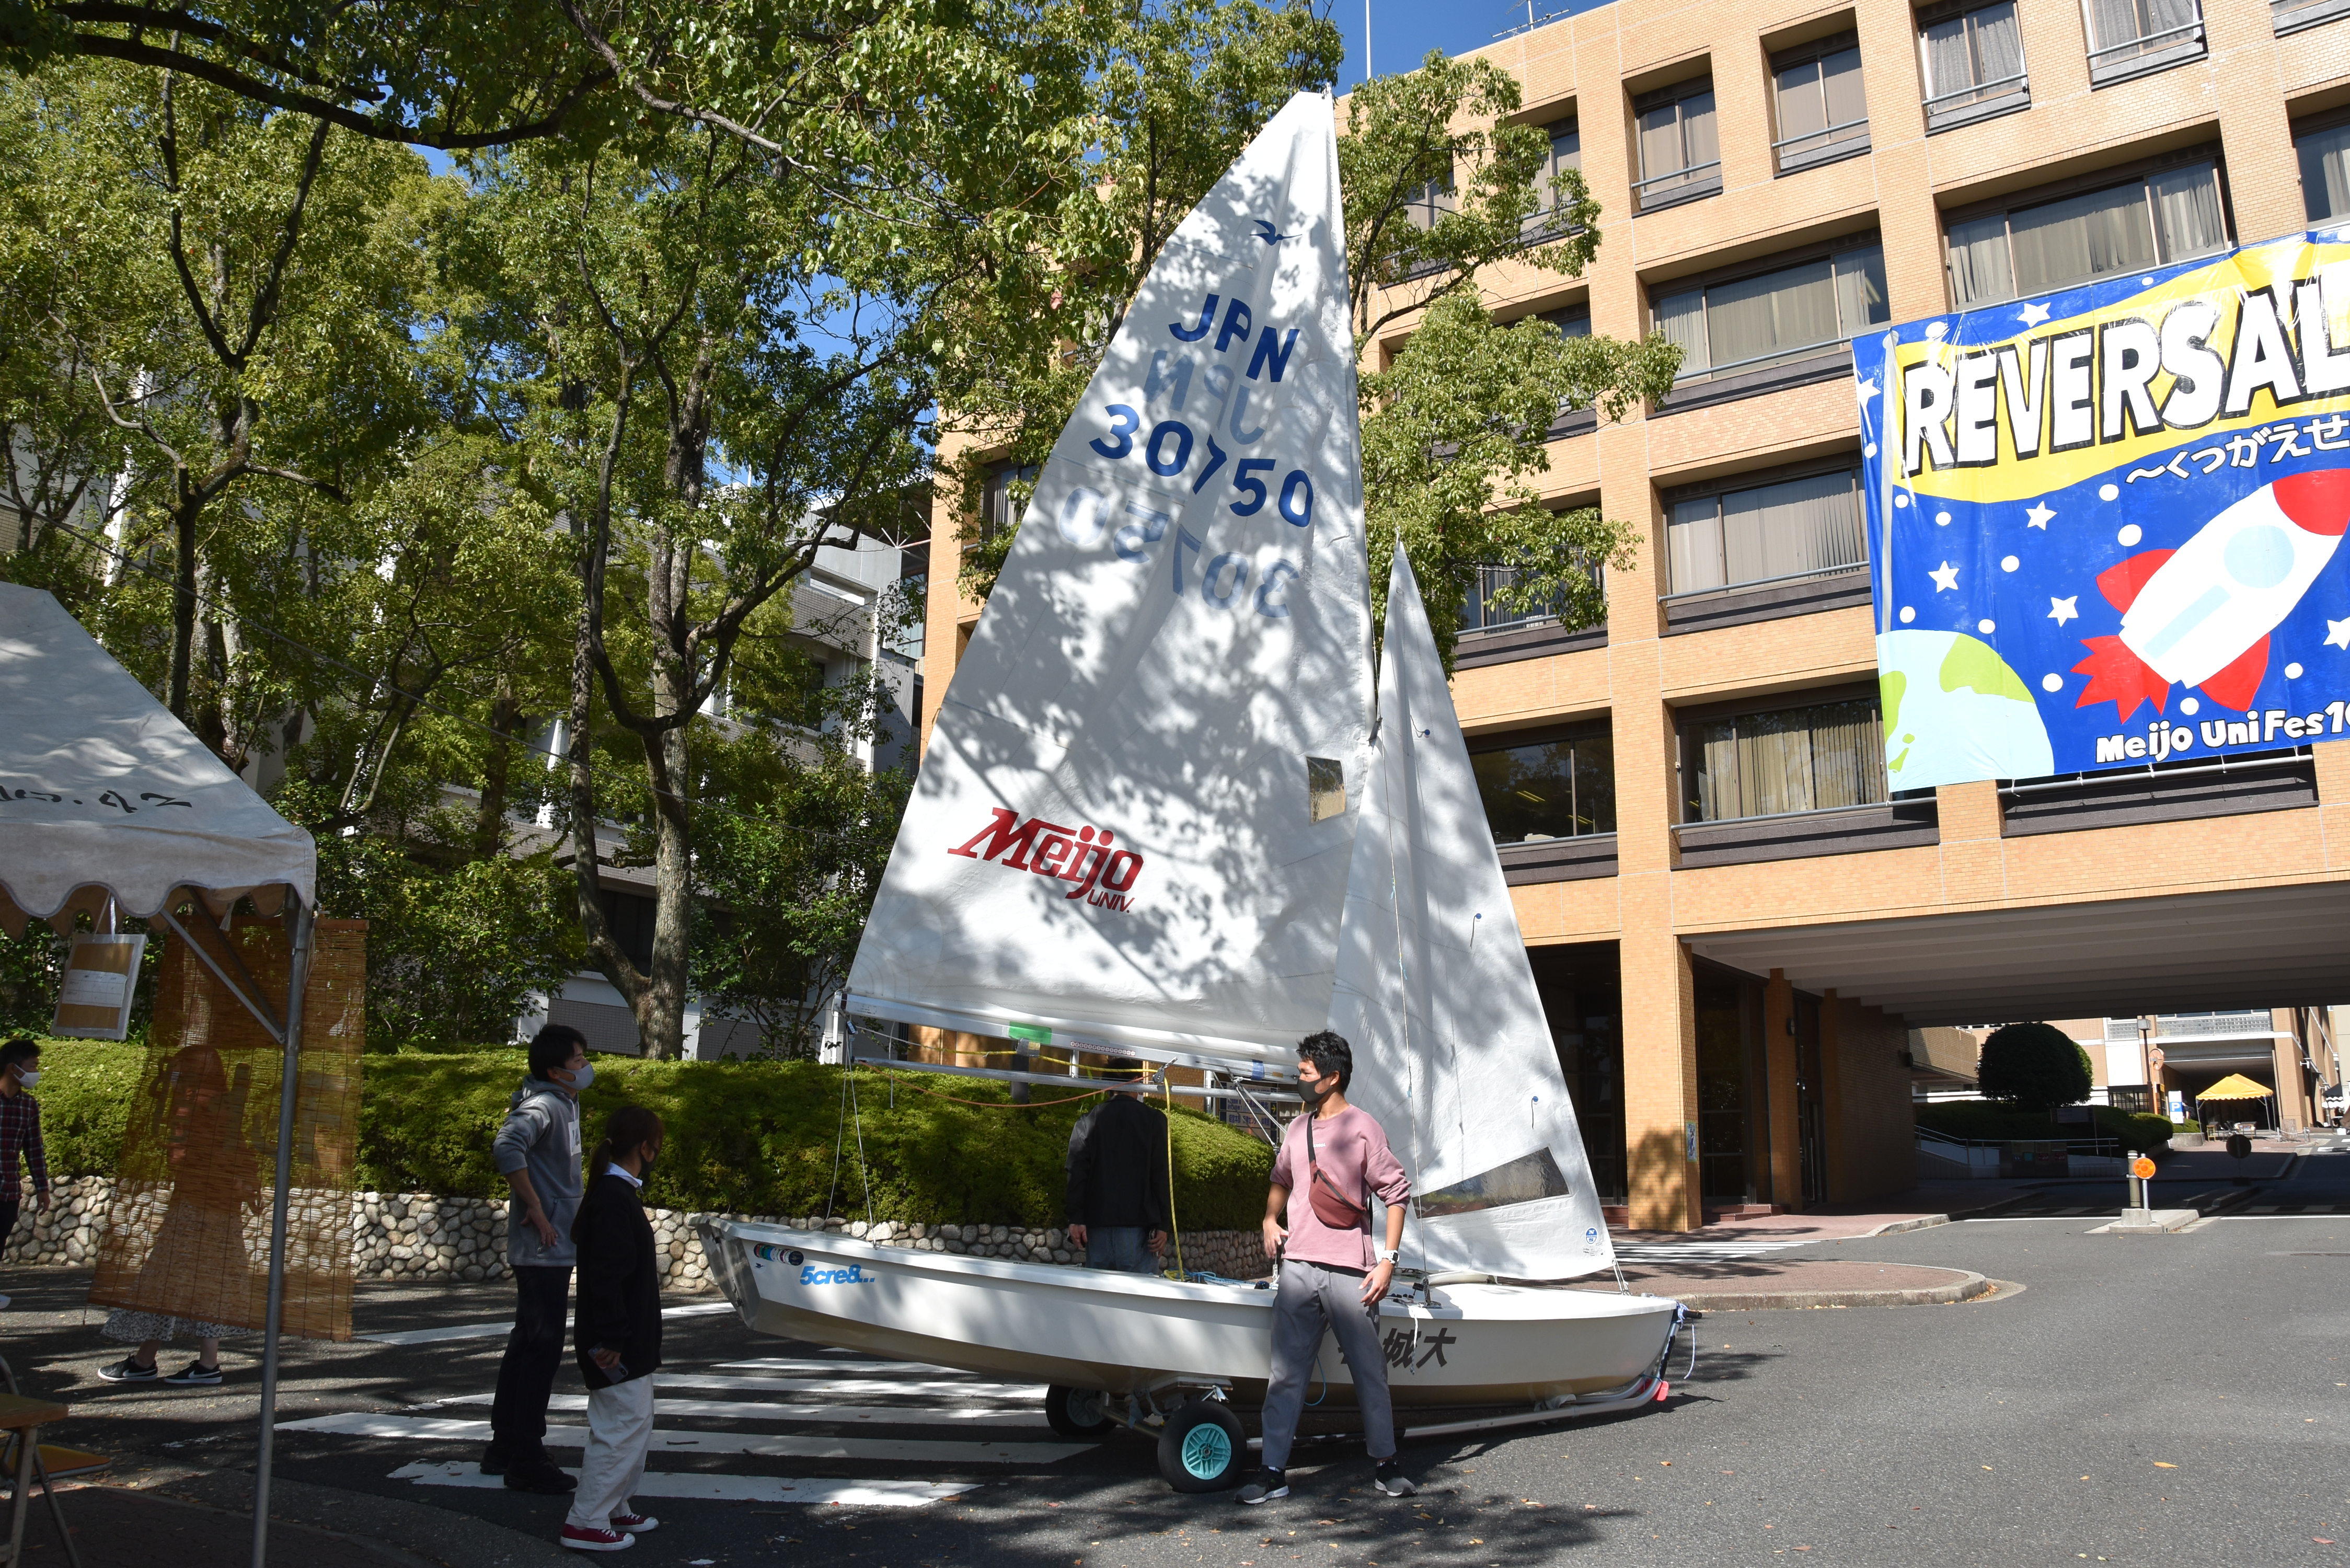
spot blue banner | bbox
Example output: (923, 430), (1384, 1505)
(1858, 230), (2350, 790)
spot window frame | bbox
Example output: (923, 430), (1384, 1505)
(1941, 149), (2231, 308)
(2078, 0), (2206, 85)
(1650, 233), (1890, 388)
(1467, 719), (1619, 846)
(2296, 109), (2350, 225)
(1631, 76), (1723, 212)
(1660, 457), (1870, 601)
(1768, 30), (1872, 175)
(1916, 0), (2031, 133)
(1674, 681), (1890, 826)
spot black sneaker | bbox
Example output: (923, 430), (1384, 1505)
(1235, 1467), (1288, 1504)
(479, 1445), (512, 1477)
(160, 1360), (222, 1387)
(505, 1460), (578, 1495)
(97, 1356), (159, 1382)
(1373, 1461), (1417, 1498)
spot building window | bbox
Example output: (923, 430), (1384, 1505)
(1653, 243), (1887, 387)
(1770, 32), (1870, 174)
(1945, 160), (2228, 306)
(974, 460), (1036, 550)
(2300, 121), (2350, 223)
(1402, 171), (1456, 232)
(1683, 695), (1887, 823)
(1633, 78), (1721, 212)
(2273, 0), (2350, 37)
(1526, 117), (1583, 238)
(1666, 464), (1866, 596)
(1918, 1), (2028, 132)
(2082, 0), (2205, 83)
(1471, 725), (1616, 844)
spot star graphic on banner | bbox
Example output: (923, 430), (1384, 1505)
(1929, 561), (1961, 592)
(2329, 616), (2350, 650)
(2025, 502), (2056, 529)
(2017, 302), (2053, 327)
(2049, 595), (2079, 626)
(1854, 375), (1880, 405)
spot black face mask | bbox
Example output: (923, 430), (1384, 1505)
(1298, 1076), (1333, 1107)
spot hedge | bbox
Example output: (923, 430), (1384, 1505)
(21, 1041), (1273, 1232)
(1916, 1101), (2175, 1154)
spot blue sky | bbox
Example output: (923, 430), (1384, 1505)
(1330, 1), (1610, 91)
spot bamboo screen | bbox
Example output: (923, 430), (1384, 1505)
(88, 916), (365, 1341)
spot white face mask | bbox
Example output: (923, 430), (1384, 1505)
(558, 1062), (593, 1091)
(13, 1069), (37, 1089)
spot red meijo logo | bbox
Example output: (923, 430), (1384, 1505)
(946, 807), (1144, 910)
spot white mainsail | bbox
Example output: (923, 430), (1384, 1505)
(847, 93), (1374, 1071)
(1333, 547), (1618, 1282)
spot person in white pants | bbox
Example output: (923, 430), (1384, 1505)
(560, 1105), (668, 1552)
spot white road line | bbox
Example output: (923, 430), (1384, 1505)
(278, 1411), (1093, 1465)
(713, 1357), (993, 1377)
(360, 1300), (734, 1346)
(436, 1392), (1048, 1426)
(388, 1461), (974, 1508)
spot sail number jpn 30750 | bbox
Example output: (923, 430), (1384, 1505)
(1055, 290), (1319, 620)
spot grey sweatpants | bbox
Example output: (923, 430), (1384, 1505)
(1258, 1258), (1395, 1469)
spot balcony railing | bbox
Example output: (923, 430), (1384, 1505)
(1633, 159), (1723, 212)
(1922, 72), (2029, 133)
(2274, 0), (2350, 33)
(1772, 116), (1871, 174)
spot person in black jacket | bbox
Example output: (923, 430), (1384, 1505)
(1065, 1060), (1171, 1273)
(559, 1106), (666, 1553)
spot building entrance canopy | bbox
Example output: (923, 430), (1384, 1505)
(1684, 882), (2350, 1025)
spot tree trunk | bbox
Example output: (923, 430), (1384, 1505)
(474, 685), (523, 858)
(166, 479), (200, 722)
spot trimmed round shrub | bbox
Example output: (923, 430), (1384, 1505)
(1976, 1022), (2094, 1112)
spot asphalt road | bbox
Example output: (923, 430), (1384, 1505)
(7, 1149), (2349, 1568)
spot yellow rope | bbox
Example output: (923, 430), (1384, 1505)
(1162, 1076), (1184, 1278)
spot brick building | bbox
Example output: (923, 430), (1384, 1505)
(920, 0), (2350, 1228)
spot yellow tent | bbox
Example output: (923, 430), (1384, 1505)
(2196, 1074), (2274, 1101)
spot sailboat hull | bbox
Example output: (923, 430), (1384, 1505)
(700, 1220), (1681, 1409)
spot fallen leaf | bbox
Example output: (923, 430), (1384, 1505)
(2153, 1462), (2178, 1469)
(1983, 1467), (1994, 1472)
(2317, 1539), (2337, 1546)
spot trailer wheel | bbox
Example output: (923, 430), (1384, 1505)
(1044, 1385), (1116, 1439)
(1156, 1399), (1245, 1492)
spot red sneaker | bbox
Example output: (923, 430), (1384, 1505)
(610, 1511), (660, 1534)
(558, 1524), (635, 1552)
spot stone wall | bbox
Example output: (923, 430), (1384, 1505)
(1, 1177), (1271, 1288)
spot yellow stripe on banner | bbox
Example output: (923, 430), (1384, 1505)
(1892, 236), (2350, 505)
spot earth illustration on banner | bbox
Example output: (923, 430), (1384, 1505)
(1877, 628), (2054, 788)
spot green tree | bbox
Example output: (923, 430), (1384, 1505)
(1976, 1022), (2093, 1113)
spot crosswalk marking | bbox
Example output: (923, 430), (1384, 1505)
(361, 1300), (735, 1346)
(438, 1391), (1048, 1426)
(387, 1461), (975, 1508)
(278, 1411), (1092, 1466)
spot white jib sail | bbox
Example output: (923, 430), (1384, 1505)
(1332, 547), (1618, 1282)
(846, 92), (1374, 1073)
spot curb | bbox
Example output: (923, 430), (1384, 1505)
(1671, 1266), (1993, 1312)
(1862, 1213), (1954, 1236)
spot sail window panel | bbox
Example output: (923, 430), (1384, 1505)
(1771, 35), (1871, 172)
(2299, 122), (2350, 223)
(1684, 696), (1888, 822)
(1470, 727), (1617, 843)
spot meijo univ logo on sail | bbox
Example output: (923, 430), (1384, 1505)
(948, 808), (1144, 912)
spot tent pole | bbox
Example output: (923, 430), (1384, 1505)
(250, 897), (315, 1568)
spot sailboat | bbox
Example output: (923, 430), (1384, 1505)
(700, 92), (1684, 1490)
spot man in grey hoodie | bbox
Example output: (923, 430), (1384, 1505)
(486, 1023), (592, 1493)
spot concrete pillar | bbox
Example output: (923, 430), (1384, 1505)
(1764, 970), (1802, 1210)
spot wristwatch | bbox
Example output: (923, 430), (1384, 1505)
(1378, 1249), (1400, 1264)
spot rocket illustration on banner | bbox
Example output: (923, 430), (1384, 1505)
(2073, 468), (2350, 720)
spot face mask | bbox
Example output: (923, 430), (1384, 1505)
(639, 1149), (659, 1178)
(13, 1069), (37, 1089)
(559, 1062), (594, 1091)
(1297, 1075), (1330, 1106)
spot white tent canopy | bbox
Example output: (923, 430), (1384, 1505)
(0, 580), (318, 1568)
(0, 582), (313, 935)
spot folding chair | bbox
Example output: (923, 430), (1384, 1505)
(0, 1356), (94, 1568)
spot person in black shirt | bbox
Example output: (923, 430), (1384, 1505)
(1065, 1060), (1171, 1274)
(558, 1105), (665, 1553)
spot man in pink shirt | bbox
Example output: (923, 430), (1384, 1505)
(1236, 1031), (1415, 1504)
